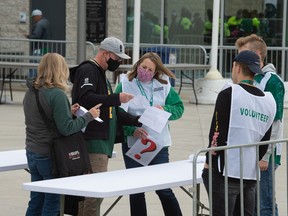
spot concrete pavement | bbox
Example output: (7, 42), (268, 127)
(0, 87), (287, 215)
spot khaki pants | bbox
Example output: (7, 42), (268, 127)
(78, 153), (108, 216)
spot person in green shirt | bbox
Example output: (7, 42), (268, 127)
(115, 52), (184, 216)
(235, 34), (284, 216)
(23, 53), (101, 216)
(70, 37), (141, 216)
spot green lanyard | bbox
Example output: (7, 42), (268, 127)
(136, 78), (154, 106)
(240, 79), (254, 85)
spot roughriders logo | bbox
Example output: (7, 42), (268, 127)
(68, 151), (80, 160)
(81, 78), (93, 88)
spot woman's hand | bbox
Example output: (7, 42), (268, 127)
(133, 128), (148, 139)
(88, 104), (102, 118)
(71, 103), (80, 115)
(154, 104), (163, 110)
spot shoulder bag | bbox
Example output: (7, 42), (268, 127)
(34, 88), (91, 215)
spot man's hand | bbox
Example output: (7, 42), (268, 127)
(119, 92), (134, 103)
(258, 160), (269, 171)
(88, 103), (102, 118)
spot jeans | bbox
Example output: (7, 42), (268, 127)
(25, 150), (60, 216)
(256, 163), (279, 216)
(28, 49), (42, 79)
(202, 168), (256, 216)
(122, 143), (182, 216)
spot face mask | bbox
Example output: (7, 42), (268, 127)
(107, 58), (121, 71)
(137, 67), (154, 82)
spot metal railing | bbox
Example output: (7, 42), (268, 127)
(191, 138), (288, 216)
(0, 38), (97, 82)
(0, 40), (209, 84)
(0, 38), (96, 64)
(120, 43), (209, 84)
(1, 38), (288, 83)
(203, 45), (288, 81)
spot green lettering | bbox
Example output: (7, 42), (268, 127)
(239, 107), (269, 123)
(240, 108), (245, 115)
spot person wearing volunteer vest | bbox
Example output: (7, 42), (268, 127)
(235, 34), (285, 216)
(202, 50), (276, 216)
(114, 52), (184, 216)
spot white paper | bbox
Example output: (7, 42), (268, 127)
(120, 95), (149, 112)
(126, 135), (164, 166)
(138, 106), (171, 133)
(120, 101), (129, 112)
(75, 106), (103, 132)
(75, 106), (103, 123)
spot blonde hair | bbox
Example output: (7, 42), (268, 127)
(235, 34), (267, 62)
(34, 53), (69, 91)
(127, 52), (175, 84)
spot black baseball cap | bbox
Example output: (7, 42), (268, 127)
(234, 50), (263, 74)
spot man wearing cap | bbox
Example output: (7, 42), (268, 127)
(25, 9), (51, 51)
(202, 50), (276, 216)
(25, 9), (51, 78)
(70, 37), (142, 216)
(235, 34), (284, 216)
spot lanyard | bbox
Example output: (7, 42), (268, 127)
(240, 79), (254, 85)
(136, 78), (154, 106)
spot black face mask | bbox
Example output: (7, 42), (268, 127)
(107, 58), (121, 71)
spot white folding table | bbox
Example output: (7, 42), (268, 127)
(0, 149), (116, 172)
(23, 159), (205, 216)
(0, 149), (28, 172)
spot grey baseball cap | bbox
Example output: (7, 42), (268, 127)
(31, 9), (42, 17)
(100, 37), (131, 59)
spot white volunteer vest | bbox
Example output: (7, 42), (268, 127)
(224, 83), (276, 180)
(254, 72), (283, 155)
(121, 74), (172, 148)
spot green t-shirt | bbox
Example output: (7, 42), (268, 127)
(254, 72), (284, 165)
(87, 107), (116, 158)
(254, 73), (284, 121)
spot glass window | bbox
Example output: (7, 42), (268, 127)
(126, 0), (161, 44)
(126, 0), (207, 45)
(126, 0), (284, 47)
(223, 0), (284, 46)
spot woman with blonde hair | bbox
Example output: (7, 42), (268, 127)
(115, 52), (184, 216)
(23, 53), (101, 216)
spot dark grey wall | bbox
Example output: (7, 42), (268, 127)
(30, 0), (66, 40)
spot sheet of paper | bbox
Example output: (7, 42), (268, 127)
(138, 106), (171, 134)
(126, 135), (164, 166)
(75, 106), (103, 133)
(75, 106), (103, 123)
(120, 95), (149, 112)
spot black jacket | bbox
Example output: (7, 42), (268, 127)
(70, 60), (141, 143)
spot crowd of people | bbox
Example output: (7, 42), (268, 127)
(24, 36), (184, 216)
(129, 4), (279, 46)
(204, 5), (279, 45)
(23, 9), (284, 215)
